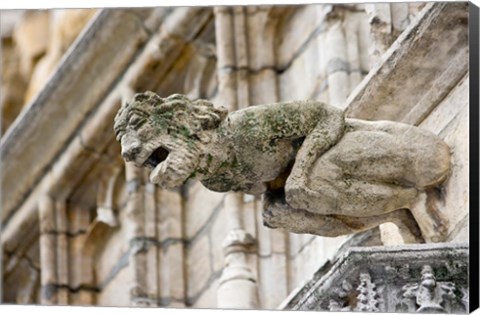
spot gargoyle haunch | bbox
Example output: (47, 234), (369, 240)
(114, 92), (451, 239)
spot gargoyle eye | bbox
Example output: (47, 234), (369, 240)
(128, 114), (145, 128)
(115, 129), (125, 142)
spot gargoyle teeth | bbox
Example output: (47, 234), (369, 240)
(143, 146), (169, 169)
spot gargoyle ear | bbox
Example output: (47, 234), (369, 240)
(132, 91), (163, 108)
(191, 100), (228, 130)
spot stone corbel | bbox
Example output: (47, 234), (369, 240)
(96, 166), (122, 227)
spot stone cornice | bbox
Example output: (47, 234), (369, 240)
(282, 243), (469, 313)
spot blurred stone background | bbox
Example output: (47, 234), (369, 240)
(0, 3), (470, 310)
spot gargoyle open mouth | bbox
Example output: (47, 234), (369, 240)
(143, 146), (169, 169)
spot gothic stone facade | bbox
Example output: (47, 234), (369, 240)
(1, 2), (470, 311)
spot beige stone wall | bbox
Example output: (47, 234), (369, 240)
(1, 9), (96, 134)
(1, 3), (469, 310)
(416, 75), (469, 243)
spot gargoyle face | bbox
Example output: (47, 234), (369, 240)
(114, 102), (177, 184)
(114, 92), (226, 188)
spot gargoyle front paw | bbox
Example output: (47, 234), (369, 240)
(262, 208), (278, 229)
(262, 198), (291, 229)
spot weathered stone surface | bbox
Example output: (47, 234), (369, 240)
(1, 35), (29, 134)
(249, 69), (278, 105)
(209, 203), (230, 273)
(94, 228), (128, 286)
(12, 10), (50, 79)
(324, 20), (350, 107)
(156, 189), (183, 242)
(217, 228), (258, 309)
(97, 266), (133, 307)
(412, 102), (469, 242)
(185, 182), (225, 240)
(1, 8), (150, 223)
(365, 3), (393, 65)
(1, 3), (470, 309)
(258, 253), (289, 309)
(115, 92), (450, 240)
(418, 75), (468, 135)
(159, 242), (186, 304)
(278, 35), (323, 100)
(186, 234), (212, 299)
(68, 234), (93, 290)
(275, 5), (328, 70)
(69, 290), (94, 306)
(346, 2), (468, 118)
(283, 243), (469, 313)
(25, 9), (97, 103)
(2, 257), (40, 304)
(288, 236), (344, 293)
(1, 6), (218, 307)
(379, 223), (405, 246)
(192, 278), (218, 308)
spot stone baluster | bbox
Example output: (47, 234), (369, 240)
(217, 232), (257, 307)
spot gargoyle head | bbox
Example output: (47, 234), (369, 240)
(114, 91), (228, 188)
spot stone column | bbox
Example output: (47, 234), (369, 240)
(365, 3), (393, 66)
(144, 180), (159, 305)
(214, 6), (259, 309)
(157, 188), (186, 307)
(214, 7), (236, 108)
(365, 3), (410, 68)
(38, 195), (57, 305)
(325, 18), (350, 108)
(125, 158), (151, 306)
(120, 88), (153, 306)
(55, 200), (69, 305)
(38, 196), (70, 305)
(391, 3), (409, 37)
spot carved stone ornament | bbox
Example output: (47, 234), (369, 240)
(398, 265), (459, 313)
(114, 92), (451, 237)
(283, 243), (468, 313)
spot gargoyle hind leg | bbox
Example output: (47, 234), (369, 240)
(262, 190), (424, 243)
(285, 157), (418, 218)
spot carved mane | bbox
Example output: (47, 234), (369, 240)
(114, 92), (228, 140)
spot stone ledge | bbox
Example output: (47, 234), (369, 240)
(282, 243), (469, 313)
(345, 2), (468, 121)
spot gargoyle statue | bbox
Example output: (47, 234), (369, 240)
(114, 92), (451, 240)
